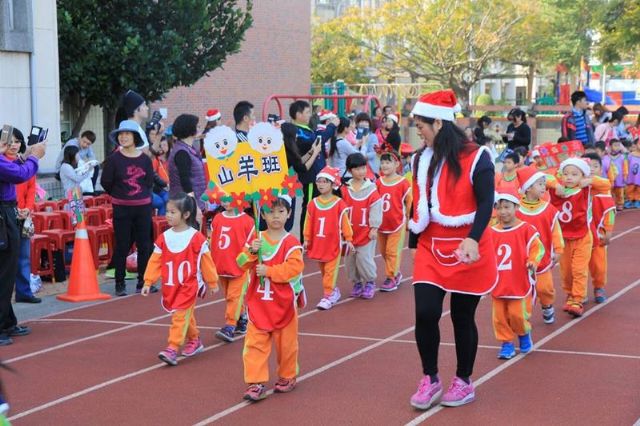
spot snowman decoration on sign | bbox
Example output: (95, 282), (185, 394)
(203, 125), (238, 160)
(248, 122), (284, 155)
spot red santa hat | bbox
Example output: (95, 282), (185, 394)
(317, 166), (342, 188)
(516, 167), (547, 194)
(559, 158), (590, 177)
(206, 109), (221, 122)
(386, 114), (399, 124)
(319, 109), (337, 122)
(494, 188), (521, 205)
(411, 90), (461, 122)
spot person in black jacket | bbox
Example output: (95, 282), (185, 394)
(504, 109), (531, 152)
(474, 116), (492, 146)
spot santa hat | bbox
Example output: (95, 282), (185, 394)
(386, 114), (399, 124)
(317, 166), (341, 188)
(206, 109), (221, 122)
(559, 158), (590, 177)
(319, 109), (337, 122)
(400, 142), (414, 156)
(494, 188), (521, 205)
(411, 90), (461, 122)
(516, 167), (546, 193)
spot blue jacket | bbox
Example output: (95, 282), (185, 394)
(295, 123), (336, 185)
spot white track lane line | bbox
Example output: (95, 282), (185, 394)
(404, 275), (640, 425)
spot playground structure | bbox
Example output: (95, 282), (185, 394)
(262, 93), (381, 121)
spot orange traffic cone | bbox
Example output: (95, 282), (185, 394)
(57, 221), (111, 302)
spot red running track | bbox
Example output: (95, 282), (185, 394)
(3, 211), (640, 425)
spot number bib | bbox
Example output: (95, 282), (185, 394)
(155, 228), (209, 312)
(376, 176), (411, 233)
(210, 212), (255, 277)
(550, 187), (591, 240)
(246, 232), (303, 331)
(305, 197), (350, 262)
(341, 183), (381, 246)
(490, 222), (538, 299)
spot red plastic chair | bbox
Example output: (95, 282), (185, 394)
(83, 196), (95, 208)
(30, 234), (54, 279)
(32, 212), (64, 233)
(42, 229), (76, 268)
(86, 224), (114, 268)
(152, 217), (170, 241)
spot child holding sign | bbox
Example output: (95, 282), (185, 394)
(237, 195), (305, 402)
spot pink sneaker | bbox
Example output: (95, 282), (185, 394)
(350, 282), (364, 298)
(182, 338), (204, 357)
(380, 277), (398, 292)
(361, 282), (376, 299)
(158, 347), (178, 366)
(440, 377), (475, 407)
(410, 375), (442, 410)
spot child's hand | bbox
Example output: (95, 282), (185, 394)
(256, 264), (268, 277)
(551, 253), (559, 267)
(527, 261), (536, 273)
(250, 239), (262, 254)
(140, 286), (150, 296)
(345, 241), (355, 254)
(600, 230), (611, 246)
(555, 185), (565, 197)
(579, 178), (592, 188)
(303, 241), (309, 252)
(368, 229), (378, 240)
(209, 287), (219, 296)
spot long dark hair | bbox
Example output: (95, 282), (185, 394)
(63, 145), (80, 168)
(329, 117), (351, 157)
(168, 192), (199, 230)
(281, 122), (302, 159)
(414, 116), (468, 180)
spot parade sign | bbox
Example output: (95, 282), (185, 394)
(536, 140), (584, 169)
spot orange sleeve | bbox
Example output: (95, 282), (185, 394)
(266, 248), (304, 283)
(200, 250), (219, 289)
(551, 219), (564, 254)
(341, 211), (353, 242)
(528, 236), (545, 268)
(237, 247), (258, 271)
(143, 252), (163, 287)
(603, 210), (615, 232)
(591, 176), (611, 195)
(303, 207), (313, 244)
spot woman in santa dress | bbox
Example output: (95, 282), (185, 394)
(408, 90), (497, 410)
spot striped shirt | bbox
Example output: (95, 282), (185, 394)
(572, 108), (589, 144)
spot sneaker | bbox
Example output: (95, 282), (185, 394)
(567, 302), (584, 318)
(274, 377), (297, 393)
(350, 282), (364, 298)
(440, 377), (475, 407)
(623, 200), (633, 209)
(361, 282), (376, 299)
(594, 288), (607, 304)
(243, 384), (267, 402)
(5, 325), (31, 337)
(0, 333), (12, 346)
(0, 394), (9, 416)
(316, 297), (332, 310)
(327, 287), (341, 304)
(182, 338), (204, 357)
(394, 272), (403, 285)
(158, 347), (178, 366)
(115, 283), (127, 297)
(497, 342), (516, 359)
(541, 305), (555, 324)
(235, 314), (248, 335)
(216, 325), (236, 343)
(380, 277), (399, 292)
(562, 296), (573, 312)
(518, 333), (533, 354)
(634, 201), (640, 209)
(410, 375), (442, 410)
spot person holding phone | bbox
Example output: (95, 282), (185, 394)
(55, 130), (99, 190)
(353, 113), (381, 175)
(0, 126), (46, 345)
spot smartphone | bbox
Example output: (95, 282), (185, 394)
(0, 124), (12, 145)
(28, 126), (47, 145)
(314, 135), (322, 146)
(356, 127), (369, 139)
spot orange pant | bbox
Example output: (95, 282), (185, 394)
(378, 228), (405, 279)
(243, 315), (299, 384)
(535, 269), (555, 307)
(492, 297), (531, 342)
(219, 275), (249, 327)
(589, 245), (607, 289)
(559, 233), (592, 302)
(613, 187), (625, 207)
(319, 255), (341, 296)
(168, 304), (198, 350)
(626, 185), (640, 202)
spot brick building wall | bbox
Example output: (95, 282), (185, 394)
(152, 0), (311, 126)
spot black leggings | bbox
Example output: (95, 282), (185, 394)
(414, 283), (481, 379)
(113, 204), (152, 286)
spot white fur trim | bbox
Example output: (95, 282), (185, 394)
(317, 172), (337, 183)
(387, 114), (398, 123)
(519, 171), (546, 194)
(430, 153), (476, 227)
(408, 148), (433, 233)
(469, 146), (490, 183)
(411, 102), (456, 121)
(206, 112), (221, 122)
(560, 158), (590, 177)
(495, 192), (520, 205)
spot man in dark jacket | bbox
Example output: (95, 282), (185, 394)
(561, 91), (594, 145)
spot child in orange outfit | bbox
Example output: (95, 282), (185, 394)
(490, 190), (545, 360)
(142, 193), (219, 366)
(583, 153), (616, 304)
(237, 195), (305, 402)
(516, 167), (564, 324)
(376, 151), (412, 291)
(549, 158), (611, 317)
(210, 200), (255, 342)
(304, 166), (354, 310)
(495, 152), (520, 193)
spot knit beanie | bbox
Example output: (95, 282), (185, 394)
(122, 90), (145, 118)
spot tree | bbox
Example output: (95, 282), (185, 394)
(598, 0), (640, 68)
(58, 0), (253, 136)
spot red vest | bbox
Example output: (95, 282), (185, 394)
(590, 193), (615, 246)
(376, 176), (411, 233)
(490, 222), (538, 299)
(516, 202), (559, 273)
(210, 212), (255, 277)
(549, 186), (591, 240)
(341, 183), (381, 246)
(155, 228), (209, 312)
(306, 197), (350, 262)
(246, 233), (302, 331)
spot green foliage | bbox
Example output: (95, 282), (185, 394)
(597, 0), (640, 68)
(58, 0), (253, 112)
